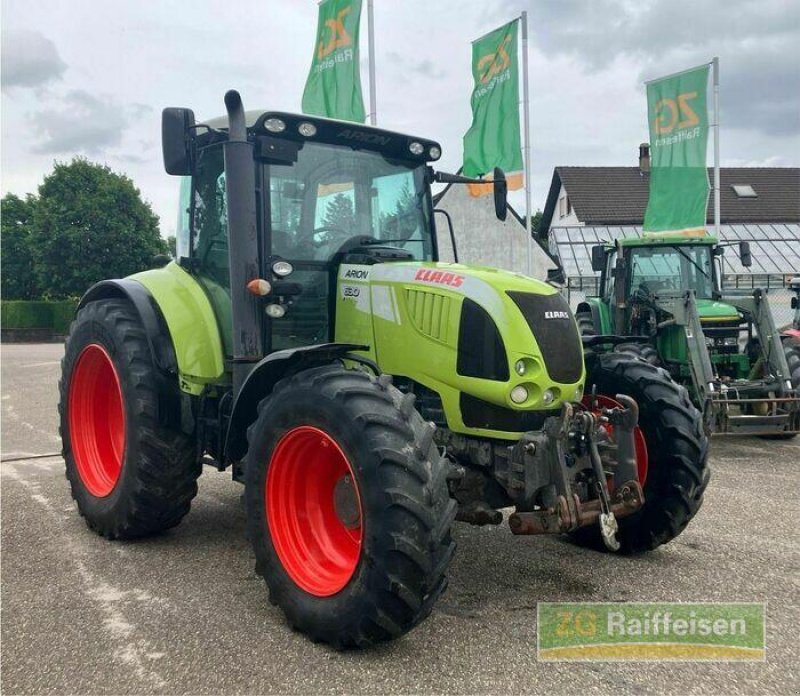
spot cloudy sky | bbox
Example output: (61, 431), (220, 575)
(2, 0), (798, 237)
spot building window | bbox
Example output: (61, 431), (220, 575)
(559, 195), (566, 218)
(731, 184), (757, 198)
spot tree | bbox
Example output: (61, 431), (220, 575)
(321, 193), (355, 231)
(31, 158), (165, 299)
(1, 193), (40, 299)
(532, 210), (544, 238)
(166, 235), (177, 258)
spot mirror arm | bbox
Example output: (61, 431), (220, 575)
(433, 209), (458, 263)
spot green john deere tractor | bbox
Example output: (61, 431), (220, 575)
(785, 276), (800, 341)
(577, 233), (800, 437)
(59, 91), (709, 648)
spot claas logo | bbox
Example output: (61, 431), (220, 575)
(654, 92), (700, 134)
(477, 35), (511, 84)
(317, 5), (353, 60)
(414, 269), (465, 288)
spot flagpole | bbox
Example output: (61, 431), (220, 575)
(712, 56), (720, 238)
(520, 11), (533, 277)
(367, 0), (377, 125)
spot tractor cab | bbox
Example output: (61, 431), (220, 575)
(167, 109), (444, 357)
(590, 232), (753, 351)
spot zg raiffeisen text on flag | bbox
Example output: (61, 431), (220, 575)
(302, 0), (366, 123)
(644, 64), (711, 232)
(462, 19), (523, 197)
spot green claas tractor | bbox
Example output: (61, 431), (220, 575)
(577, 233), (800, 437)
(59, 90), (709, 648)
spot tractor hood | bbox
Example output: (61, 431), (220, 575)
(696, 298), (740, 323)
(335, 261), (585, 439)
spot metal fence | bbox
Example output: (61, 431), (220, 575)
(562, 275), (797, 329)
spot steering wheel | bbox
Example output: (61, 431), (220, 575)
(308, 225), (351, 248)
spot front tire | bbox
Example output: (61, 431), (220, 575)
(574, 352), (710, 553)
(245, 365), (456, 649)
(59, 299), (200, 539)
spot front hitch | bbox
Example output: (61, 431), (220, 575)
(507, 397), (644, 549)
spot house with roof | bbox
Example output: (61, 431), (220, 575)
(541, 144), (800, 232)
(540, 145), (800, 322)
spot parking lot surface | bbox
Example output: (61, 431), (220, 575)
(2, 343), (798, 695)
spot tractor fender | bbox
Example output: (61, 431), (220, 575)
(78, 279), (178, 378)
(224, 342), (369, 462)
(783, 328), (800, 344)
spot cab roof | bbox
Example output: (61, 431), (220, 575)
(198, 110), (442, 164)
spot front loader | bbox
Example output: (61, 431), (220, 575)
(59, 91), (709, 648)
(577, 234), (800, 437)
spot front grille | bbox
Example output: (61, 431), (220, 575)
(457, 298), (509, 381)
(460, 392), (549, 432)
(507, 292), (582, 384)
(702, 320), (742, 355)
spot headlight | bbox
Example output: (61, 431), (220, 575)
(515, 360), (526, 376)
(573, 386), (583, 401)
(510, 386), (528, 404)
(409, 141), (424, 155)
(265, 304), (286, 318)
(541, 388), (555, 405)
(272, 260), (293, 277)
(429, 145), (441, 160)
(298, 122), (317, 137)
(264, 118), (286, 133)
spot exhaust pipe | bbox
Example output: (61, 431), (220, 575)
(223, 90), (263, 396)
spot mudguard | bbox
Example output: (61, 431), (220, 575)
(78, 279), (178, 378)
(224, 342), (368, 462)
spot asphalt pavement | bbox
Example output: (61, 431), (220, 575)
(2, 342), (798, 695)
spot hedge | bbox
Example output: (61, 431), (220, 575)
(1, 300), (78, 333)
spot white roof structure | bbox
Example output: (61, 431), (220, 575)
(550, 223), (800, 279)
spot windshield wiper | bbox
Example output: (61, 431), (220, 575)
(670, 245), (709, 279)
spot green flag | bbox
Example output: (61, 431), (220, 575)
(463, 19), (523, 197)
(302, 0), (366, 123)
(644, 64), (711, 232)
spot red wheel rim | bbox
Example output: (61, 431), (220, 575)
(581, 394), (648, 486)
(68, 344), (126, 497)
(266, 426), (363, 597)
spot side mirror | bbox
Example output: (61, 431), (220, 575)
(493, 167), (508, 222)
(162, 107), (196, 175)
(547, 267), (566, 285)
(739, 241), (752, 268)
(591, 244), (607, 272)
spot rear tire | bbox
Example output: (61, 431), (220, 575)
(616, 342), (662, 367)
(576, 311), (597, 338)
(572, 352), (710, 553)
(59, 299), (200, 539)
(763, 342), (800, 440)
(245, 365), (456, 649)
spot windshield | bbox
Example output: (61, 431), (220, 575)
(265, 142), (434, 263)
(628, 244), (714, 298)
